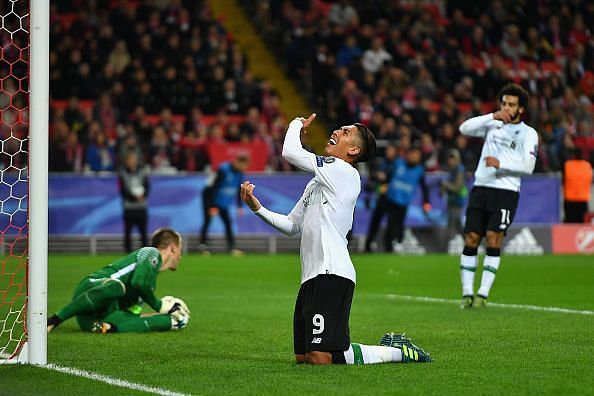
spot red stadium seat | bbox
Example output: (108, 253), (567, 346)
(145, 114), (187, 126)
(50, 99), (95, 112)
(540, 61), (562, 76)
(472, 58), (487, 73)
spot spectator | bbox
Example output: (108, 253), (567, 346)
(85, 131), (116, 172)
(362, 37), (392, 74)
(118, 152), (150, 252)
(149, 126), (175, 174)
(93, 93), (119, 139)
(337, 35), (363, 68)
(107, 40), (131, 75)
(118, 130), (144, 170)
(328, 0), (359, 27)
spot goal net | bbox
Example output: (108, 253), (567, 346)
(0, 0), (30, 363)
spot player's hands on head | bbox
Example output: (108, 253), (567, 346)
(296, 113), (317, 134)
(492, 110), (511, 123)
(240, 181), (262, 212)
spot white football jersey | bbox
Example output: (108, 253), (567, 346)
(255, 119), (359, 284)
(459, 113), (538, 192)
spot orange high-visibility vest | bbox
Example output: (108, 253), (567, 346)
(564, 159), (593, 202)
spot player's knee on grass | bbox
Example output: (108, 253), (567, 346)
(305, 351), (333, 365)
(295, 354), (306, 364)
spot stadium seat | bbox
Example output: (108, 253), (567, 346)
(540, 61), (562, 76)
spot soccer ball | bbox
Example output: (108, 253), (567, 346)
(161, 296), (191, 321)
(170, 298), (190, 322)
(171, 310), (190, 330)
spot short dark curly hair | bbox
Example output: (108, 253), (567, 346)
(498, 83), (529, 108)
(353, 123), (377, 163)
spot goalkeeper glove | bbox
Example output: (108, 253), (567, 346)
(160, 296), (190, 321)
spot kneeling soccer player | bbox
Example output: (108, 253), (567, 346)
(241, 114), (432, 364)
(47, 228), (190, 333)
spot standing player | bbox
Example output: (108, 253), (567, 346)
(200, 154), (249, 256)
(458, 84), (538, 308)
(241, 113), (432, 365)
(47, 228), (190, 333)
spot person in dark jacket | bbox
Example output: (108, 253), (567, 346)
(119, 152), (150, 252)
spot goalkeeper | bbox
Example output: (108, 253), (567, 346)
(47, 228), (190, 333)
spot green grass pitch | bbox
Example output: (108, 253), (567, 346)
(2, 253), (593, 395)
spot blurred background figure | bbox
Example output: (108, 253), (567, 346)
(440, 149), (468, 242)
(200, 154), (250, 256)
(563, 148), (593, 223)
(364, 143), (397, 252)
(384, 145), (431, 253)
(119, 152), (150, 252)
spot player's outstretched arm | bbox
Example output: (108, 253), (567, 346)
(241, 181), (302, 236)
(282, 114), (318, 172)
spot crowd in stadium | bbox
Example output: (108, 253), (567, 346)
(48, 0), (287, 173)
(47, 0), (593, 174)
(248, 0), (594, 172)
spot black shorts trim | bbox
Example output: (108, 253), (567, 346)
(464, 186), (519, 235)
(293, 274), (354, 355)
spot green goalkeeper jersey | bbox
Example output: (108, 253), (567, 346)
(89, 247), (163, 313)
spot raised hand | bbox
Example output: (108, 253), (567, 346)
(240, 181), (262, 212)
(296, 113), (317, 133)
(492, 110), (511, 123)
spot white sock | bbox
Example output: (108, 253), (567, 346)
(460, 254), (477, 296)
(477, 255), (501, 298)
(344, 343), (402, 364)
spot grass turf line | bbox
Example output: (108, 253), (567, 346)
(1, 253), (592, 395)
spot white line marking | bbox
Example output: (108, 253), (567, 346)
(382, 294), (594, 316)
(43, 364), (191, 396)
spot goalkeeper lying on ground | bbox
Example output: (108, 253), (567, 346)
(47, 228), (190, 333)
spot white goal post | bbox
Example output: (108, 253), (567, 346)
(0, 0), (48, 365)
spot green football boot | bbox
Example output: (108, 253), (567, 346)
(379, 332), (411, 348)
(472, 295), (487, 308)
(91, 321), (117, 334)
(460, 295), (474, 309)
(379, 332), (433, 363)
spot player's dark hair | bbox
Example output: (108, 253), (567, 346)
(353, 123), (376, 163)
(151, 228), (181, 249)
(498, 83), (529, 108)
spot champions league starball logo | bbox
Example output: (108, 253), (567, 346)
(575, 229), (594, 253)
